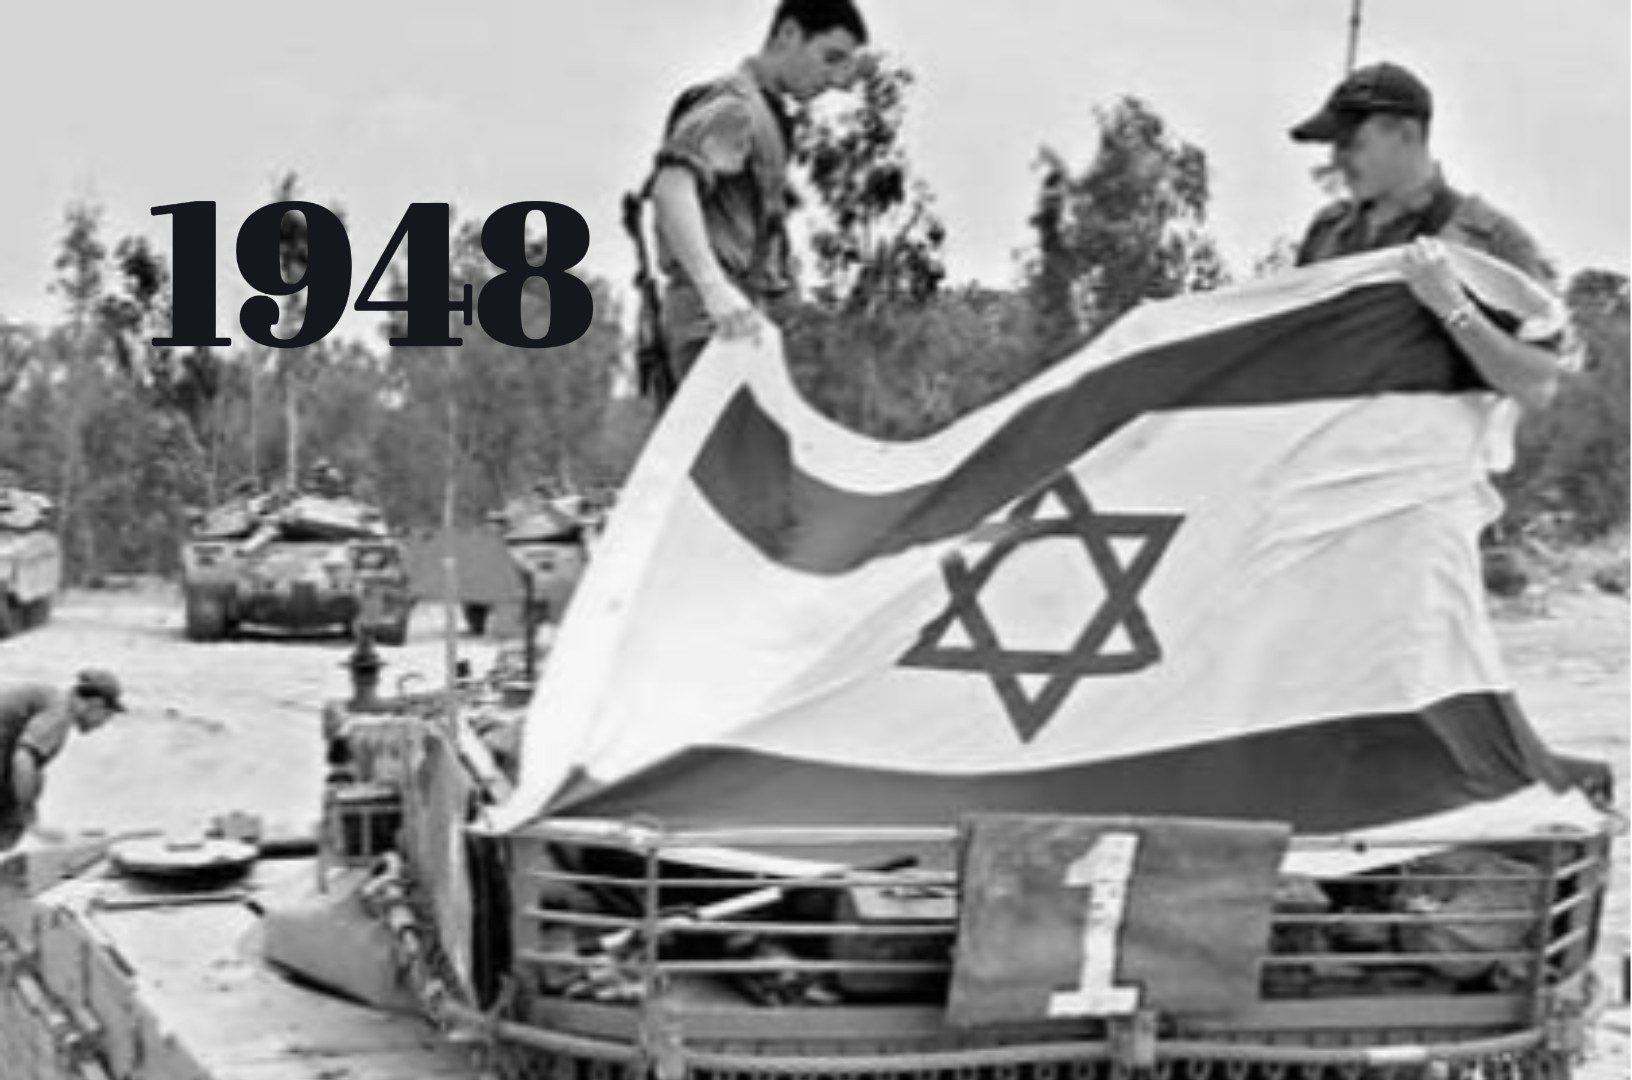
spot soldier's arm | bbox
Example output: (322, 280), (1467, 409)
(10, 747), (44, 812)
(651, 94), (763, 339)
(1401, 238), (1564, 411)
(651, 166), (758, 336)
(4, 692), (66, 817)
(1439, 308), (1562, 410)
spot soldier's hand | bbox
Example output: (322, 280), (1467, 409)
(702, 283), (767, 344)
(1401, 238), (1467, 319)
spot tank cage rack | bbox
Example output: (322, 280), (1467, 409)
(463, 820), (1611, 1080)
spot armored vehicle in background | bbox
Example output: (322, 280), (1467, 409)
(493, 489), (600, 628)
(405, 490), (607, 640)
(0, 484), (61, 637)
(181, 488), (414, 644)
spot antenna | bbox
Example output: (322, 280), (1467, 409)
(1345, 0), (1364, 73)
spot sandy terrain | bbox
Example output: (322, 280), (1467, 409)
(0, 581), (1625, 1074)
(3, 584), (498, 841)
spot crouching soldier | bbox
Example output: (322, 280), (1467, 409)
(0, 670), (124, 851)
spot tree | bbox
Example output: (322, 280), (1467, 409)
(0, 193), (639, 577)
(1497, 269), (1630, 541)
(1250, 235), (1301, 279)
(783, 56), (993, 436)
(1025, 96), (1228, 351)
(793, 58), (947, 314)
(0, 321), (40, 408)
(369, 216), (636, 528)
(98, 236), (225, 503)
(268, 171), (327, 490)
(49, 202), (110, 579)
(781, 285), (1043, 438)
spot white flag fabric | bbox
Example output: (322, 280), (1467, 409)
(488, 244), (1594, 849)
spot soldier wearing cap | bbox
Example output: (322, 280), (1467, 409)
(1289, 61), (1573, 410)
(0, 670), (124, 850)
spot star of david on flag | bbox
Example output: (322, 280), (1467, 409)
(901, 475), (1181, 742)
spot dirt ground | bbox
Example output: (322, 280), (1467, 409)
(0, 581), (1625, 1074)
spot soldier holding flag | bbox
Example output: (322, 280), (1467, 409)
(630, 0), (869, 410)
(1288, 61), (1578, 411)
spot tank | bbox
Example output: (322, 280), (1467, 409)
(0, 830), (486, 1080)
(180, 487), (415, 645)
(422, 491), (602, 640)
(305, 654), (1615, 1080)
(494, 490), (601, 629)
(0, 641), (1613, 1080)
(0, 484), (62, 637)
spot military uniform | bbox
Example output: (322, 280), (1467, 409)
(1288, 62), (1576, 371)
(0, 685), (73, 846)
(1296, 171), (1555, 287)
(653, 60), (797, 382)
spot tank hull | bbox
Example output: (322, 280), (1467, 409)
(0, 849), (478, 1080)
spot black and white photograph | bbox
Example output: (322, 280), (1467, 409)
(0, 2), (1625, 1077)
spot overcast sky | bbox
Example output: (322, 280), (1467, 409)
(1, 1), (1625, 337)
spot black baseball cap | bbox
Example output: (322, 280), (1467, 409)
(1289, 62), (1433, 143)
(75, 669), (125, 712)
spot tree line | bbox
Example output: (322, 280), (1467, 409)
(0, 66), (1624, 584)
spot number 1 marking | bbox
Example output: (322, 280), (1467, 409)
(1047, 831), (1141, 1017)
